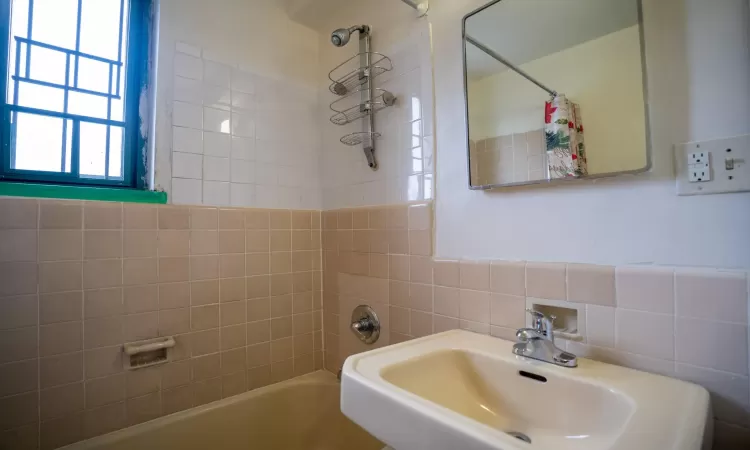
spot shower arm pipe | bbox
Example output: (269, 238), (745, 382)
(465, 34), (557, 97)
(400, 0), (429, 16)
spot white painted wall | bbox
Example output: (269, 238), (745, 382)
(154, 0), (323, 208)
(432, 0), (750, 269)
(468, 26), (648, 174)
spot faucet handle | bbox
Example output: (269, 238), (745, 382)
(525, 309), (544, 319)
(525, 309), (556, 335)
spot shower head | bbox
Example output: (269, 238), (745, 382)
(330, 25), (369, 47)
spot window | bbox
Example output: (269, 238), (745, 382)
(0, 0), (150, 188)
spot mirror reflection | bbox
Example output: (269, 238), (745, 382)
(464, 0), (649, 188)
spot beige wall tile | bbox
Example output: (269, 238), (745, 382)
(271, 295), (292, 318)
(247, 320), (270, 345)
(0, 262), (39, 296)
(191, 353), (221, 381)
(247, 275), (270, 299)
(675, 270), (747, 324)
(123, 312), (158, 342)
(676, 317), (748, 375)
(293, 292), (313, 314)
(567, 264), (616, 306)
(0, 359), (38, 397)
(125, 367), (160, 398)
(41, 413), (83, 450)
(190, 230), (218, 255)
(84, 231), (122, 259)
(245, 210), (269, 230)
(409, 230), (431, 256)
(190, 330), (220, 357)
(158, 230), (190, 257)
(336, 210), (353, 230)
(369, 230), (388, 254)
(0, 230), (37, 262)
(271, 316), (293, 340)
(219, 230), (245, 253)
(162, 385), (193, 415)
(40, 321), (82, 356)
(270, 230), (291, 251)
(352, 230), (369, 253)
(526, 262), (566, 300)
(83, 346), (122, 379)
(369, 254), (388, 279)
(351, 210), (368, 230)
(190, 255), (219, 280)
(246, 343), (271, 368)
(271, 273), (293, 296)
(219, 209), (244, 230)
(83, 259), (122, 290)
(271, 337), (294, 363)
(311, 211), (321, 230)
(190, 280), (219, 306)
(459, 289), (491, 323)
(84, 288), (122, 318)
(161, 361), (191, 390)
(490, 261), (526, 296)
(123, 258), (157, 286)
(159, 283), (189, 310)
(409, 256), (432, 284)
(270, 211), (291, 230)
(616, 267), (674, 314)
(368, 208), (387, 230)
(123, 285), (158, 314)
(189, 208), (217, 230)
(293, 313), (313, 336)
(434, 315), (460, 333)
(291, 251), (312, 273)
(294, 333), (314, 356)
(0, 295), (38, 330)
(291, 230), (311, 251)
(0, 391), (38, 430)
(245, 230), (269, 252)
(158, 308), (190, 336)
(40, 382), (84, 420)
(389, 306), (410, 334)
(322, 211), (337, 230)
(408, 204), (431, 231)
(85, 374), (125, 409)
(388, 230), (409, 255)
(40, 201), (82, 229)
(39, 230), (82, 261)
(434, 286), (459, 318)
(193, 377), (222, 406)
(123, 205), (157, 230)
(246, 253), (270, 276)
(221, 301), (246, 326)
(585, 305), (615, 348)
(615, 309), (674, 360)
(389, 255), (409, 281)
(387, 206), (407, 230)
(84, 317), (122, 349)
(0, 327), (37, 363)
(83, 402), (126, 438)
(0, 198), (38, 229)
(220, 254), (245, 278)
(191, 305), (220, 331)
(221, 348), (246, 375)
(489, 294), (525, 328)
(247, 298), (270, 322)
(291, 211), (312, 230)
(40, 291), (82, 324)
(158, 257), (189, 283)
(460, 261), (490, 291)
(126, 392), (161, 425)
(84, 204), (122, 230)
(40, 352), (83, 389)
(123, 231), (158, 258)
(410, 311), (433, 338)
(433, 259), (460, 288)
(409, 283), (433, 312)
(221, 324), (247, 350)
(159, 207), (190, 230)
(220, 277), (245, 303)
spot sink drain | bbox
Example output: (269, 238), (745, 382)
(507, 431), (532, 444)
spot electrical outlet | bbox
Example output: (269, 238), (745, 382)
(675, 135), (750, 195)
(688, 162), (710, 182)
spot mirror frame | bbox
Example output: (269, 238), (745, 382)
(461, 0), (653, 190)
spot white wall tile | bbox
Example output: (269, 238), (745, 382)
(171, 178), (202, 205)
(203, 85), (231, 111)
(173, 127), (202, 154)
(616, 267), (674, 314)
(172, 152), (203, 179)
(586, 305), (615, 348)
(255, 163), (277, 186)
(203, 132), (231, 157)
(230, 160), (254, 184)
(173, 102), (202, 129)
(231, 92), (255, 112)
(230, 68), (254, 94)
(230, 183), (254, 208)
(203, 156), (230, 182)
(231, 113), (255, 138)
(230, 137), (254, 160)
(203, 61), (231, 88)
(175, 42), (201, 58)
(676, 317), (749, 375)
(202, 181), (230, 206)
(174, 76), (202, 104)
(203, 108), (230, 134)
(174, 53), (202, 80)
(255, 185), (277, 208)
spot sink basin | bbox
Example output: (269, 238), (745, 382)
(341, 330), (711, 450)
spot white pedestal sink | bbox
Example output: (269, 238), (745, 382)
(341, 330), (712, 450)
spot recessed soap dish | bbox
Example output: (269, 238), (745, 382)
(123, 336), (175, 370)
(526, 298), (586, 341)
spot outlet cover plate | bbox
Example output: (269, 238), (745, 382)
(675, 134), (750, 196)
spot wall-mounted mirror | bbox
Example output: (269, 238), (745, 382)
(463, 0), (650, 189)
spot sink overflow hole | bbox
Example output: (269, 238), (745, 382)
(518, 370), (547, 383)
(507, 431), (532, 444)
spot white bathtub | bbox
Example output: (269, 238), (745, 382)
(62, 371), (383, 450)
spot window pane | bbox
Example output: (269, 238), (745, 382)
(68, 91), (108, 119)
(79, 0), (126, 60)
(17, 82), (64, 112)
(11, 111), (65, 172)
(28, 45), (67, 85)
(79, 122), (106, 177)
(108, 126), (124, 179)
(30, 0), (78, 50)
(77, 58), (111, 94)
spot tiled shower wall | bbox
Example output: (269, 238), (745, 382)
(0, 197), (322, 450)
(470, 130), (547, 185)
(322, 202), (750, 448)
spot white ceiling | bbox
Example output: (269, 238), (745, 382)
(465, 0), (640, 80)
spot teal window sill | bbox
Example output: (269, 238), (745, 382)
(0, 182), (167, 204)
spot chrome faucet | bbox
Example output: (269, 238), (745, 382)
(512, 309), (577, 368)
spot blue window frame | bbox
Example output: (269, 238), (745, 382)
(0, 0), (151, 188)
